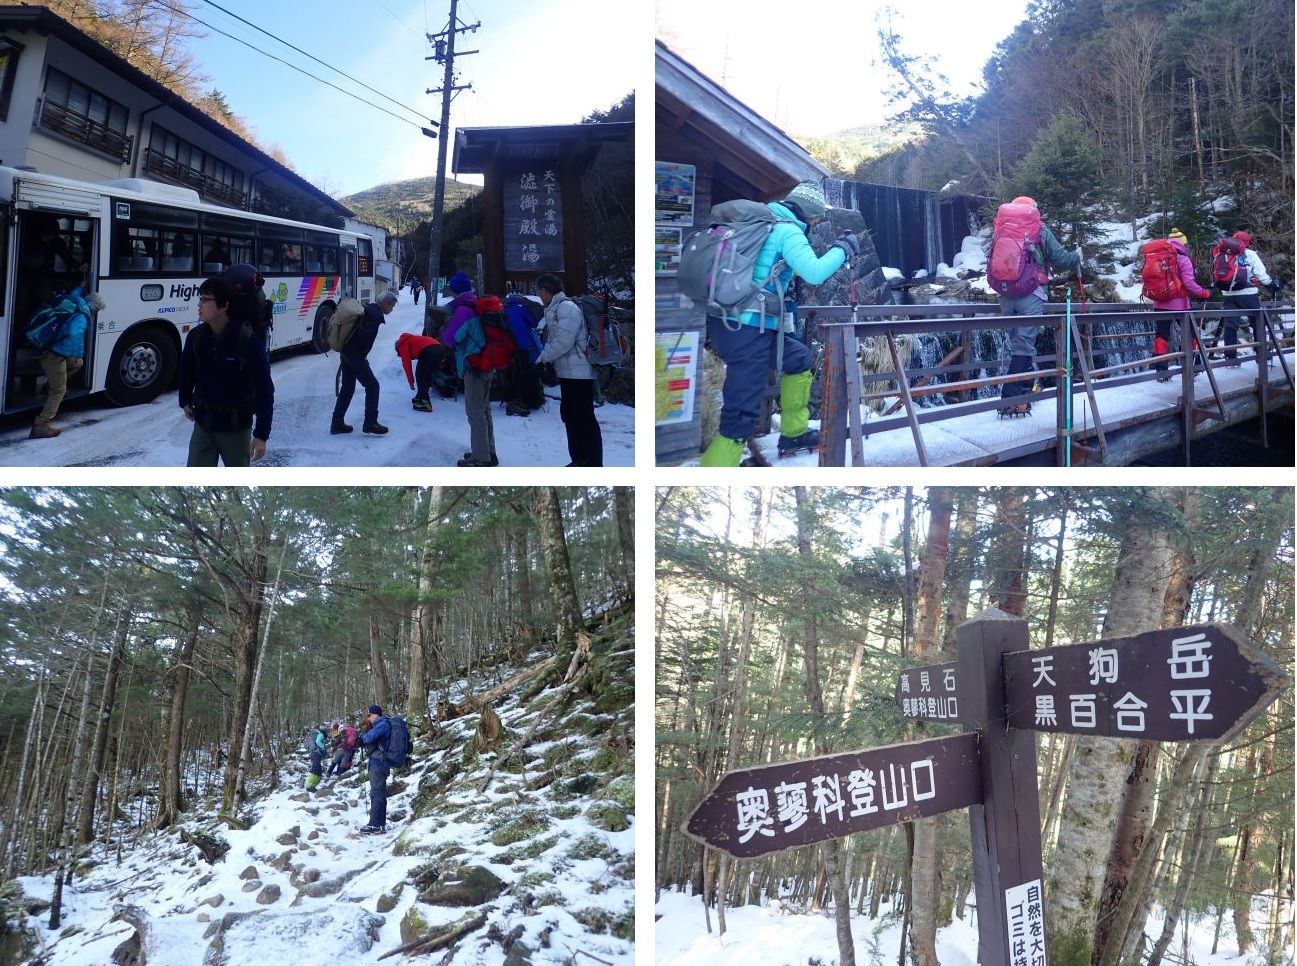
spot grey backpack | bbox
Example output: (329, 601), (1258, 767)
(677, 200), (794, 322)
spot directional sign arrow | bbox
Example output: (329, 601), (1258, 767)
(683, 733), (982, 859)
(1001, 623), (1286, 742)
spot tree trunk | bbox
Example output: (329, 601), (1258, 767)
(534, 487), (584, 678)
(613, 485), (634, 597)
(1047, 494), (1178, 960)
(989, 488), (1027, 616)
(793, 487), (856, 966)
(1093, 489), (1200, 964)
(76, 601), (132, 845)
(907, 487), (953, 966)
(411, 486), (445, 732)
(220, 524), (269, 818)
(157, 595), (202, 829)
(941, 490), (979, 656)
(369, 614), (391, 711)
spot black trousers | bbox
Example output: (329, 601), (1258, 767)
(413, 345), (452, 399)
(559, 378), (603, 466)
(334, 353), (379, 425)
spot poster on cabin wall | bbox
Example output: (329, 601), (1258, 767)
(504, 167), (564, 272)
(655, 227), (683, 275)
(655, 330), (698, 425)
(655, 162), (695, 226)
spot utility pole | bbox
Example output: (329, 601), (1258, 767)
(425, 0), (478, 293)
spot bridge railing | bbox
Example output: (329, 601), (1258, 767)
(807, 300), (1294, 467)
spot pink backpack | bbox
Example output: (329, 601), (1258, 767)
(987, 202), (1044, 298)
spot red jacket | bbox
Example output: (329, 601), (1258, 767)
(395, 332), (440, 388)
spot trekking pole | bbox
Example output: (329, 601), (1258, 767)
(1074, 246), (1088, 316)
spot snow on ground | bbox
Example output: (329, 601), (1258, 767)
(655, 888), (1291, 965)
(0, 296), (633, 466)
(14, 624), (635, 965)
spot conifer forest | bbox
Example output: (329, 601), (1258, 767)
(655, 487), (1293, 965)
(0, 485), (636, 965)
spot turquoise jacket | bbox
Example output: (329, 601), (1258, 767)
(739, 202), (847, 329)
(451, 315), (486, 377)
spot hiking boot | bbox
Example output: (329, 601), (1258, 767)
(29, 421), (60, 439)
(461, 451), (499, 467)
(330, 421), (353, 435)
(1155, 371), (1172, 382)
(997, 401), (1032, 418)
(358, 824), (386, 835)
(505, 400), (530, 417)
(411, 397), (433, 412)
(362, 422), (389, 435)
(777, 429), (820, 457)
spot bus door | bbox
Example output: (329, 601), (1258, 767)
(5, 201), (99, 413)
(341, 245), (357, 300)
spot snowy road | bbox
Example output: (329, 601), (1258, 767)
(0, 298), (634, 467)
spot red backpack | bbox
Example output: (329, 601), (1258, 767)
(469, 296), (516, 372)
(1210, 237), (1248, 290)
(987, 202), (1044, 298)
(340, 726), (358, 752)
(1140, 239), (1185, 302)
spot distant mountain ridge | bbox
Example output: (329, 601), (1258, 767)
(342, 175), (480, 230)
(801, 121), (925, 177)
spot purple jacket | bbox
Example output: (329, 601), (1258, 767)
(441, 291), (478, 346)
(1153, 240), (1211, 309)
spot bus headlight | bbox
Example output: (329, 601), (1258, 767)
(140, 284), (163, 301)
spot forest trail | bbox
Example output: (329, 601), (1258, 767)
(9, 610), (635, 966)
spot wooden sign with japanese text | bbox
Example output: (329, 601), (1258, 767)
(503, 167), (564, 272)
(683, 732), (982, 859)
(895, 660), (961, 723)
(1001, 623), (1284, 742)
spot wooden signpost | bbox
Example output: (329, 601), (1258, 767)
(684, 608), (1287, 966)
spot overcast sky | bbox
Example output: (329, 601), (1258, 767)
(656, 0), (1032, 137)
(186, 0), (639, 196)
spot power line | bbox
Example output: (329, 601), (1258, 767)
(372, 0), (421, 36)
(195, 0), (430, 122)
(144, 0), (436, 132)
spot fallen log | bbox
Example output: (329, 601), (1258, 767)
(439, 657), (555, 721)
(376, 910), (487, 960)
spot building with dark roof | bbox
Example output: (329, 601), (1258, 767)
(0, 5), (350, 224)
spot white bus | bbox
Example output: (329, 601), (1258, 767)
(0, 166), (375, 410)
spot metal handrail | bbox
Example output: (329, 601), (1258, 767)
(813, 302), (1294, 467)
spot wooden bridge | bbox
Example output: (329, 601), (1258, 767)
(813, 301), (1294, 466)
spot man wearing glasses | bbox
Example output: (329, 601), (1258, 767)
(178, 276), (275, 466)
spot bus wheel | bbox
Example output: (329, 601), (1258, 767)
(312, 303), (335, 353)
(106, 326), (177, 405)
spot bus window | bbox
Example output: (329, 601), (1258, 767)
(115, 224), (158, 272)
(200, 234), (252, 273)
(305, 243), (338, 275)
(279, 242), (303, 275)
(160, 229), (196, 273)
(257, 239), (280, 274)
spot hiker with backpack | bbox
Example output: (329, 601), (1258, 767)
(408, 273), (422, 306)
(179, 276), (274, 466)
(358, 704), (410, 834)
(692, 181), (864, 465)
(440, 272), (478, 345)
(331, 289), (397, 436)
(306, 724), (327, 791)
(451, 294), (515, 466)
(985, 196), (1081, 417)
(1211, 230), (1280, 364)
(395, 332), (455, 412)
(1140, 229), (1212, 380)
(534, 274), (604, 466)
(27, 281), (105, 439)
(502, 293), (545, 417)
(325, 720), (359, 779)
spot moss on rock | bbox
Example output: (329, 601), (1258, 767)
(489, 812), (550, 847)
(586, 803), (629, 833)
